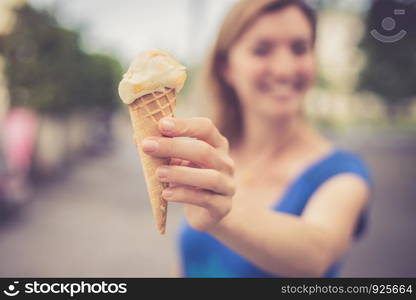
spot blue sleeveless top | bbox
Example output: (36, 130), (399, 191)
(178, 148), (373, 278)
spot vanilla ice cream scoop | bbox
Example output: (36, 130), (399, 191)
(118, 49), (187, 104)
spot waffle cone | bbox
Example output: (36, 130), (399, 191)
(128, 87), (176, 234)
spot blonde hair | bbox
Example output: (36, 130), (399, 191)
(200, 0), (316, 148)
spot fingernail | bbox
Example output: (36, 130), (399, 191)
(142, 139), (158, 152)
(160, 118), (175, 132)
(162, 188), (173, 199)
(156, 167), (169, 178)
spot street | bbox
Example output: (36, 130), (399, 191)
(0, 114), (183, 277)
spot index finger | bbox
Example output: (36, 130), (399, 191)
(159, 117), (229, 151)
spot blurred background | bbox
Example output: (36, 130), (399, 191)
(0, 0), (415, 277)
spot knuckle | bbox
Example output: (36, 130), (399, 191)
(227, 156), (235, 171)
(217, 196), (232, 218)
(227, 178), (236, 196)
(221, 155), (235, 174)
(198, 142), (214, 166)
(208, 170), (222, 191)
(198, 117), (215, 136)
(200, 117), (214, 128)
(177, 119), (189, 135)
(200, 191), (214, 210)
(221, 136), (230, 151)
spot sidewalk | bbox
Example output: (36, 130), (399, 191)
(0, 113), (184, 277)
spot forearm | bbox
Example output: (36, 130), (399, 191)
(207, 205), (338, 277)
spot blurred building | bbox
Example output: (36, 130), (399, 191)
(0, 0), (25, 120)
(0, 56), (10, 121)
(306, 9), (386, 126)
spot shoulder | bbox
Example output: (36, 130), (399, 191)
(303, 150), (373, 240)
(312, 148), (373, 190)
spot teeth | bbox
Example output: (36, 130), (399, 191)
(269, 83), (292, 95)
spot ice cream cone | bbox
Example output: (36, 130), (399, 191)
(118, 49), (186, 235)
(128, 87), (176, 234)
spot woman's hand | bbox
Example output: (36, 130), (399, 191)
(141, 117), (235, 232)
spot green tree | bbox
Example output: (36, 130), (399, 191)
(0, 4), (121, 114)
(358, 0), (416, 119)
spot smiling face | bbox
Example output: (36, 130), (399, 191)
(224, 5), (316, 121)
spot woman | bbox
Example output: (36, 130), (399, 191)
(142, 0), (372, 277)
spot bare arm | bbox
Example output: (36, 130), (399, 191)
(207, 174), (370, 277)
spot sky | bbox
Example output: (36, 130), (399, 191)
(27, 0), (238, 67)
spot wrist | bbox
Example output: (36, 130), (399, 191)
(206, 205), (238, 236)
